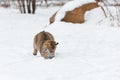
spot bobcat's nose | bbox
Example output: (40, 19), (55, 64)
(49, 57), (52, 59)
(49, 56), (54, 59)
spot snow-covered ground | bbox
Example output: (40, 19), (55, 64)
(0, 3), (120, 80)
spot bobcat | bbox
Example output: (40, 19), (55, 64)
(33, 31), (58, 59)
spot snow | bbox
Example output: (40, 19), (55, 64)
(85, 7), (106, 23)
(0, 2), (120, 80)
(55, 0), (96, 21)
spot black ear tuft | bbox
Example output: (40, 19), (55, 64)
(55, 42), (59, 45)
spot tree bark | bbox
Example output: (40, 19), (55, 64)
(22, 0), (26, 13)
(18, 0), (36, 14)
(18, 0), (23, 13)
(32, 0), (36, 14)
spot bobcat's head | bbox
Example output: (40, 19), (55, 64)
(42, 40), (58, 59)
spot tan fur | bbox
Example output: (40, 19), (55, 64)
(50, 2), (99, 24)
(33, 31), (58, 59)
(50, 11), (57, 24)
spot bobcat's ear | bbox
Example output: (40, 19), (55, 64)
(55, 42), (59, 45)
